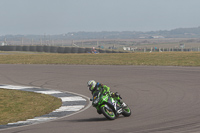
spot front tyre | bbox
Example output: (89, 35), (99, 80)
(100, 104), (116, 120)
(122, 106), (131, 117)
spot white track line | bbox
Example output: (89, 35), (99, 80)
(1, 85), (33, 90)
(59, 96), (86, 102)
(34, 90), (63, 94)
(53, 105), (85, 112)
(0, 84), (89, 130)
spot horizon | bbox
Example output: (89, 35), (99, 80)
(1, 26), (200, 36)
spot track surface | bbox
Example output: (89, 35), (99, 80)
(1, 64), (200, 133)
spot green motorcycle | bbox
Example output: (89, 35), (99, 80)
(90, 90), (131, 120)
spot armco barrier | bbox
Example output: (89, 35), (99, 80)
(71, 47), (78, 53)
(22, 46), (30, 51)
(99, 49), (106, 53)
(1, 45), (200, 53)
(85, 48), (92, 53)
(57, 47), (65, 53)
(36, 46), (44, 52)
(43, 46), (50, 53)
(50, 46), (58, 53)
(112, 50), (119, 53)
(105, 50), (112, 53)
(119, 51), (124, 53)
(16, 46), (23, 51)
(10, 46), (17, 51)
(64, 47), (71, 53)
(29, 46), (37, 52)
(78, 48), (86, 53)
(0, 46), (16, 51)
(0, 45), (124, 53)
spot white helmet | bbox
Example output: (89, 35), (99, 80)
(87, 80), (96, 91)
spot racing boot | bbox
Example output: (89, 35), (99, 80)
(121, 102), (127, 108)
(119, 99), (127, 108)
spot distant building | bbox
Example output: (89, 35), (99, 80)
(180, 44), (185, 48)
(149, 36), (165, 39)
(123, 47), (131, 51)
(1, 42), (7, 46)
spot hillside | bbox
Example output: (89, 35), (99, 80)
(1, 26), (200, 42)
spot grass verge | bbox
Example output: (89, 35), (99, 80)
(0, 52), (200, 66)
(0, 88), (62, 125)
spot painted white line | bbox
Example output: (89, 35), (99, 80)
(53, 105), (85, 112)
(7, 121), (30, 125)
(34, 90), (63, 94)
(7, 117), (56, 125)
(0, 84), (91, 131)
(27, 117), (57, 122)
(59, 96), (86, 102)
(0, 85), (33, 90)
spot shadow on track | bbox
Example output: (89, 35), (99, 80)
(67, 117), (108, 122)
(60, 116), (126, 123)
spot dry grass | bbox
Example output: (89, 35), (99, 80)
(0, 89), (62, 125)
(0, 52), (200, 66)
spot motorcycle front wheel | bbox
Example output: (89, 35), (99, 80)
(100, 104), (116, 120)
(122, 106), (131, 117)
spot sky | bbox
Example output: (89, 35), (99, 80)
(0, 0), (200, 35)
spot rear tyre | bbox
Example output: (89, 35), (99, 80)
(100, 104), (116, 120)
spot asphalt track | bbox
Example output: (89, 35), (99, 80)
(1, 64), (200, 133)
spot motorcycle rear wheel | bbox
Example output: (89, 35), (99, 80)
(100, 104), (116, 120)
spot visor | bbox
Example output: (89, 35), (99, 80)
(88, 84), (92, 91)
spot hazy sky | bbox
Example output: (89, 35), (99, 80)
(0, 0), (200, 35)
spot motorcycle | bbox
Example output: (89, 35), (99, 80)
(90, 90), (131, 120)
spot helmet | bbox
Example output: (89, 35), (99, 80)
(87, 80), (96, 91)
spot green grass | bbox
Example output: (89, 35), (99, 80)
(0, 52), (200, 66)
(0, 88), (62, 125)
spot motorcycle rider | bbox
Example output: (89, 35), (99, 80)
(87, 80), (127, 108)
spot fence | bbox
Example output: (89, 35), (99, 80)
(0, 45), (125, 53)
(2, 45), (198, 53)
(124, 47), (200, 52)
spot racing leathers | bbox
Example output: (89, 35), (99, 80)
(91, 82), (124, 105)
